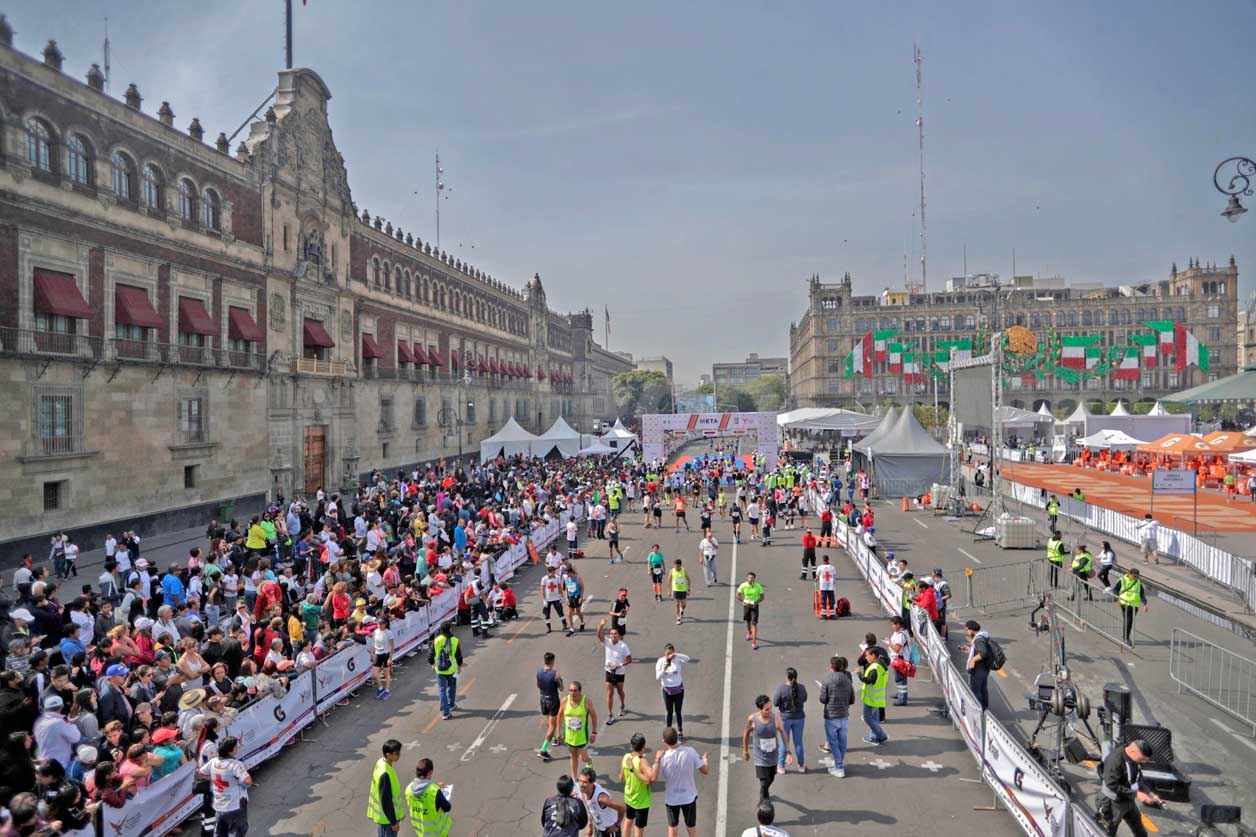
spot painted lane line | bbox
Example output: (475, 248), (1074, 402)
(913, 519), (929, 530)
(958, 548), (982, 565)
(1210, 718), (1256, 753)
(714, 538), (740, 837)
(460, 692), (518, 762)
(458, 676), (477, 696)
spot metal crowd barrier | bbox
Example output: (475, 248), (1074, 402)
(1169, 627), (1256, 735)
(962, 559), (1044, 612)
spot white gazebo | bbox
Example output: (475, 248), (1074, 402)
(1110, 401), (1131, 416)
(478, 417), (539, 462)
(531, 417), (582, 459)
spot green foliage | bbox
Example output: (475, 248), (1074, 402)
(742, 374), (788, 412)
(717, 385), (757, 412)
(612, 370), (673, 418)
(913, 405), (950, 433)
(694, 383), (715, 395)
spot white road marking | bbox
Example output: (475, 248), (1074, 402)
(922, 760), (945, 772)
(914, 519), (929, 530)
(446, 742), (462, 752)
(459, 693), (517, 762)
(489, 744), (508, 754)
(869, 757), (894, 770)
(958, 548), (982, 565)
(714, 538), (740, 837)
(1210, 718), (1256, 752)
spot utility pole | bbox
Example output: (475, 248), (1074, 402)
(435, 152), (446, 250)
(284, 0), (293, 69)
(915, 43), (928, 294)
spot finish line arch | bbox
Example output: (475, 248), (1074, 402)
(640, 412), (778, 466)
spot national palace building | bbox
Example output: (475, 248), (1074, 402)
(0, 18), (633, 549)
(789, 259), (1239, 412)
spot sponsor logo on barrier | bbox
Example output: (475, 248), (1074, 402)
(274, 705), (286, 722)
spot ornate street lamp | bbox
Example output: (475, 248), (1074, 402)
(1213, 156), (1254, 222)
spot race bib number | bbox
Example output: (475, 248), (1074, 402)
(758, 737), (776, 753)
(566, 716), (583, 731)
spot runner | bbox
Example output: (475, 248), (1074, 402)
(698, 531), (720, 587)
(567, 516), (580, 558)
(698, 503), (713, 536)
(674, 495), (690, 532)
(564, 564), (587, 636)
(618, 733), (655, 837)
(647, 545), (666, 602)
(370, 614), (395, 700)
(596, 618), (633, 724)
(668, 560), (690, 625)
(729, 501), (743, 544)
(609, 588), (631, 636)
(558, 681), (598, 780)
(816, 555), (837, 619)
(537, 651), (564, 761)
(746, 498), (761, 541)
(541, 566), (570, 634)
(607, 517), (625, 563)
(741, 695), (791, 802)
(578, 766), (627, 837)
(653, 495), (664, 529)
(736, 572), (765, 650)
(717, 489), (728, 520)
(653, 727), (708, 837)
(654, 643), (691, 741)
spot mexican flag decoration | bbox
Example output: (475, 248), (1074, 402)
(1060, 335), (1101, 369)
(843, 332), (873, 379)
(1112, 346), (1140, 380)
(902, 351), (924, 385)
(888, 342), (904, 374)
(1144, 320), (1176, 356)
(1174, 323), (1209, 373)
(873, 329), (899, 362)
(1128, 333), (1157, 369)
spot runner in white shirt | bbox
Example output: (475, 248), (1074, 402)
(209, 737), (252, 834)
(816, 554), (838, 619)
(698, 534), (720, 586)
(740, 801), (791, 836)
(596, 619), (633, 725)
(540, 566), (568, 634)
(370, 615), (395, 700)
(746, 501), (761, 540)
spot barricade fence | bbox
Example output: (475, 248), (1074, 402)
(837, 518), (1110, 836)
(1169, 627), (1256, 735)
(95, 511), (568, 837)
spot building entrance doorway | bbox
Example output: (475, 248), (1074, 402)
(303, 425), (326, 495)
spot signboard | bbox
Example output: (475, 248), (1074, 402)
(675, 394), (716, 413)
(640, 411), (779, 469)
(1152, 469), (1197, 495)
(983, 714), (1070, 837)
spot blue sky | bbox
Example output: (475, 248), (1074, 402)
(14, 1), (1256, 383)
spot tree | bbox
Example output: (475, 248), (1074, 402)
(612, 370), (673, 418)
(715, 385), (756, 413)
(913, 405), (949, 434)
(694, 383), (714, 395)
(743, 374), (787, 412)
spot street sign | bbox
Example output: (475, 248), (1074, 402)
(1152, 469), (1196, 495)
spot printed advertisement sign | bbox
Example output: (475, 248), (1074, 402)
(102, 763), (200, 837)
(314, 644), (372, 715)
(1152, 469), (1196, 495)
(231, 670), (316, 768)
(942, 659), (985, 763)
(983, 715), (1070, 837)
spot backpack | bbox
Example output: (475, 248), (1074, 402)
(835, 597), (852, 617)
(981, 636), (1006, 671)
(432, 637), (453, 671)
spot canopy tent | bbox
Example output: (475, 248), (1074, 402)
(1147, 401), (1171, 416)
(577, 441), (617, 456)
(1057, 402), (1091, 428)
(1163, 366), (1256, 404)
(1135, 433), (1216, 455)
(999, 405), (1054, 430)
(1201, 431), (1256, 454)
(1036, 402), (1054, 417)
(777, 407), (882, 433)
(1228, 447), (1256, 464)
(1109, 401), (1131, 416)
(865, 406), (951, 497)
(1083, 413), (1192, 441)
(1076, 428), (1146, 451)
(852, 407), (899, 454)
(530, 416), (582, 459)
(477, 417), (539, 462)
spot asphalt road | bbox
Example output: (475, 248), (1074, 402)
(238, 477), (1020, 836)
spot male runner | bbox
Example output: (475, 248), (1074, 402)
(674, 495), (690, 532)
(647, 545), (666, 602)
(597, 618), (633, 724)
(737, 571), (765, 650)
(668, 559), (690, 625)
(558, 680), (598, 779)
(699, 531), (720, 587)
(541, 565), (569, 634)
(536, 651), (564, 761)
(610, 588), (631, 635)
(565, 564), (587, 636)
(730, 502), (743, 544)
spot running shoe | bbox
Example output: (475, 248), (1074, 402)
(538, 750), (553, 761)
(380, 689), (390, 700)
(745, 633), (752, 641)
(619, 708), (626, 717)
(606, 716), (616, 726)
(752, 641), (759, 650)
(776, 765), (786, 774)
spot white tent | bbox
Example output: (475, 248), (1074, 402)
(1228, 447), (1256, 464)
(777, 407), (882, 433)
(531, 417), (582, 459)
(1076, 428), (1145, 451)
(577, 441), (617, 456)
(1148, 401), (1171, 416)
(1000, 406), (1052, 429)
(1058, 402), (1091, 428)
(478, 417), (538, 462)
(1110, 401), (1131, 416)
(1036, 402), (1054, 417)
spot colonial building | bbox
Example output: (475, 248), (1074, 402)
(567, 310), (636, 431)
(0, 21), (604, 546)
(790, 260), (1239, 412)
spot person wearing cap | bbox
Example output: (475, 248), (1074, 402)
(963, 621), (992, 711)
(33, 693), (80, 770)
(931, 568), (952, 638)
(68, 744), (97, 784)
(152, 727), (187, 779)
(2, 607), (35, 654)
(97, 663), (133, 727)
(1098, 738), (1161, 835)
(1116, 567), (1148, 647)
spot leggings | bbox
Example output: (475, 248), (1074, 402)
(754, 764), (776, 801)
(1121, 605), (1137, 646)
(663, 688), (685, 731)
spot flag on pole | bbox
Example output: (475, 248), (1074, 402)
(1174, 323), (1209, 373)
(1060, 335), (1100, 369)
(873, 329), (898, 361)
(843, 332), (873, 379)
(1144, 320), (1176, 356)
(604, 306), (611, 338)
(1113, 346), (1140, 380)
(1128, 333), (1157, 368)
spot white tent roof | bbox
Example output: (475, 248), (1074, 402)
(602, 426), (637, 441)
(478, 417), (538, 462)
(778, 407), (882, 433)
(1001, 405), (1053, 429)
(1036, 403), (1054, 417)
(532, 416), (582, 458)
(578, 441), (617, 456)
(1229, 447), (1256, 463)
(1148, 401), (1171, 416)
(537, 417), (581, 440)
(611, 418), (631, 432)
(1110, 401), (1131, 416)
(1059, 402), (1091, 426)
(1077, 428), (1145, 450)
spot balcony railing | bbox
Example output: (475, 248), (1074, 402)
(34, 433), (86, 456)
(176, 427), (208, 446)
(0, 327), (264, 372)
(292, 357), (349, 376)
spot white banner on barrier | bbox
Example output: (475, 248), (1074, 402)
(983, 714), (1070, 837)
(231, 670), (316, 769)
(1071, 808), (1109, 837)
(314, 644), (372, 715)
(942, 657), (985, 763)
(427, 587), (459, 629)
(394, 608), (430, 656)
(102, 762), (201, 837)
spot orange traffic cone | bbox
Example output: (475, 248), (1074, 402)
(813, 589), (822, 618)
(901, 496), (909, 512)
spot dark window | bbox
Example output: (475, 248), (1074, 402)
(111, 152), (135, 200)
(65, 134), (92, 184)
(141, 164), (163, 209)
(414, 398), (427, 427)
(177, 179), (197, 222)
(202, 189), (221, 230)
(184, 465), (198, 489)
(43, 480), (63, 511)
(26, 118), (53, 172)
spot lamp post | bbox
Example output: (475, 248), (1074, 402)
(439, 372), (473, 463)
(1214, 156), (1254, 222)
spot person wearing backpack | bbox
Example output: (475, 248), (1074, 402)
(428, 622), (462, 720)
(541, 774), (589, 836)
(964, 620), (1004, 711)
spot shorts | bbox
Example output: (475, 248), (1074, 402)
(749, 518), (760, 526)
(609, 537), (620, 548)
(743, 603), (760, 624)
(653, 508), (663, 518)
(374, 653), (391, 669)
(605, 669), (625, 685)
(567, 595), (583, 609)
(666, 800), (697, 828)
(1141, 539), (1156, 552)
(651, 567), (664, 581)
(675, 511), (686, 519)
(540, 695), (559, 717)
(673, 590), (687, 601)
(625, 804), (650, 827)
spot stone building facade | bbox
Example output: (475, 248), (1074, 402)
(0, 22), (602, 547)
(712, 352), (788, 389)
(790, 260), (1239, 412)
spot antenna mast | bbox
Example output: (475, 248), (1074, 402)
(435, 151), (445, 250)
(914, 43), (927, 294)
(103, 17), (110, 93)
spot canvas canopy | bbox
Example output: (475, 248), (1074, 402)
(1147, 401), (1171, 416)
(1036, 403), (1054, 417)
(531, 416), (582, 459)
(777, 407), (882, 433)
(1109, 401), (1131, 416)
(865, 406), (950, 496)
(1135, 433), (1215, 455)
(578, 441), (617, 456)
(1227, 447), (1256, 464)
(478, 417), (538, 462)
(1201, 431), (1256, 453)
(1076, 428), (1145, 450)
(1057, 402), (1091, 428)
(1164, 366), (1256, 405)
(852, 407), (899, 454)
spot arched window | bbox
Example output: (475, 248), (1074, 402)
(372, 258), (381, 287)
(65, 134), (91, 184)
(1120, 309), (1131, 325)
(940, 315), (950, 330)
(382, 262), (391, 291)
(25, 118), (53, 172)
(964, 314), (975, 329)
(111, 151), (135, 200)
(1082, 310), (1092, 327)
(404, 270), (412, 298)
(177, 178), (197, 222)
(141, 164), (163, 209)
(201, 189), (221, 230)
(393, 267), (402, 294)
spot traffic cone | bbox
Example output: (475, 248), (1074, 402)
(813, 589), (822, 618)
(901, 496), (909, 512)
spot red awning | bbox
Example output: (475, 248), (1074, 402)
(33, 269), (93, 318)
(537, 367), (546, 380)
(227, 307), (263, 342)
(115, 284), (164, 329)
(412, 343), (431, 366)
(302, 318), (336, 348)
(361, 333), (384, 359)
(397, 340), (417, 363)
(524, 365), (533, 378)
(427, 347), (446, 367)
(450, 349), (460, 368)
(488, 358), (500, 375)
(509, 362), (520, 377)
(178, 297), (217, 336)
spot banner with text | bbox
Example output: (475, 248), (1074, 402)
(314, 644), (372, 715)
(394, 608), (430, 657)
(231, 670), (316, 769)
(102, 762), (200, 837)
(983, 713), (1071, 837)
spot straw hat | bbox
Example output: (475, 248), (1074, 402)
(178, 688), (207, 711)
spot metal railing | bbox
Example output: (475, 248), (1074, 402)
(33, 433), (87, 456)
(0, 327), (264, 372)
(1170, 627), (1256, 734)
(292, 357), (349, 376)
(962, 559), (1044, 611)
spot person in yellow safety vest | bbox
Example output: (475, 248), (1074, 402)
(429, 622), (462, 720)
(558, 680), (599, 783)
(1045, 494), (1061, 529)
(404, 758), (452, 837)
(1072, 487), (1085, 502)
(1116, 567), (1148, 647)
(367, 740), (404, 835)
(858, 648), (889, 744)
(1046, 531), (1065, 589)
(1069, 545), (1094, 602)
(899, 572), (918, 636)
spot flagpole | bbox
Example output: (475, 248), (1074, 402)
(285, 0), (293, 69)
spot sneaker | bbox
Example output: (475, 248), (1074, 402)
(450, 704), (459, 712)
(797, 764), (806, 773)
(606, 716), (616, 726)
(380, 689), (391, 700)
(752, 642), (759, 650)
(566, 629), (576, 637)
(862, 735), (877, 744)
(546, 624), (553, 634)
(619, 708), (626, 717)
(337, 698), (351, 706)
(829, 767), (846, 778)
(677, 732), (685, 743)
(819, 743), (831, 753)
(442, 714), (452, 721)
(776, 766), (786, 774)
(745, 633), (752, 641)
(538, 750), (553, 761)
(676, 617), (682, 625)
